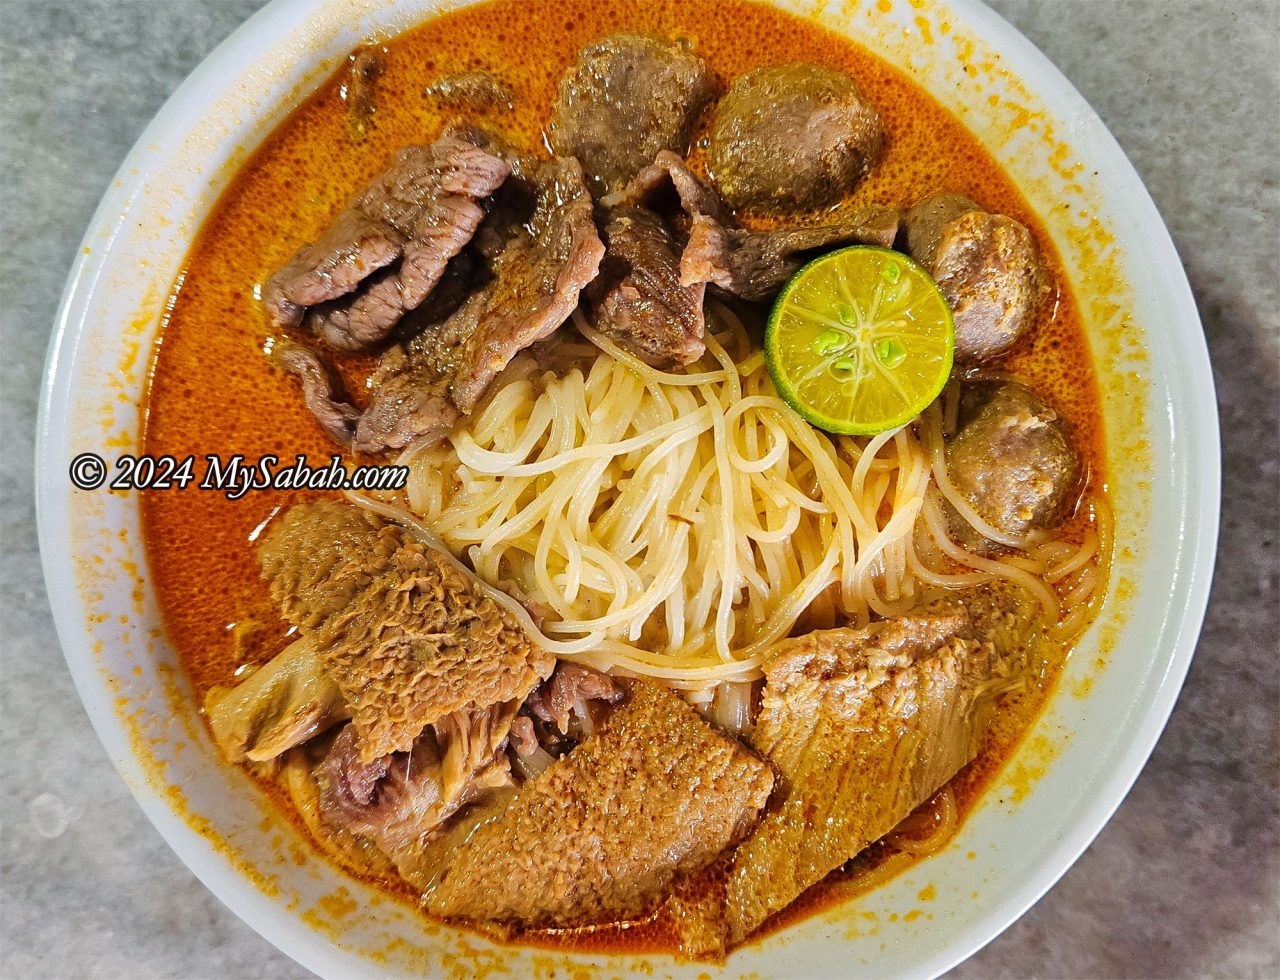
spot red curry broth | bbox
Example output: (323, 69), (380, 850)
(140, 0), (1106, 954)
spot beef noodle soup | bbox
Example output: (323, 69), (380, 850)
(141, 0), (1110, 961)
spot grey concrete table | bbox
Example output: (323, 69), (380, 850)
(2, 2), (1277, 977)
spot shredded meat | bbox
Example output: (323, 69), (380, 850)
(258, 501), (553, 760)
(345, 46), (385, 141)
(318, 709), (516, 886)
(524, 662), (623, 734)
(280, 740), (397, 878)
(262, 127), (510, 348)
(427, 681), (773, 929)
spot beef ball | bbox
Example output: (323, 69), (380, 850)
(548, 34), (715, 196)
(708, 63), (884, 211)
(944, 380), (1081, 545)
(905, 192), (1047, 362)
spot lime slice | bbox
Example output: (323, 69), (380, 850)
(765, 245), (955, 435)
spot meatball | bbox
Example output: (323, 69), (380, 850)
(708, 63), (884, 211)
(548, 34), (715, 196)
(945, 380), (1081, 546)
(905, 193), (1047, 362)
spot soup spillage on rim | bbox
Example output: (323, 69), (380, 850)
(141, 0), (1109, 961)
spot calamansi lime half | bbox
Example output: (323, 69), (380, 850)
(765, 246), (955, 435)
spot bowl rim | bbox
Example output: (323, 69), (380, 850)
(34, 0), (1221, 976)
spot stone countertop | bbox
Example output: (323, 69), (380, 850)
(1, 2), (1276, 977)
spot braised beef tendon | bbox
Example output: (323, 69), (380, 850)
(205, 635), (349, 764)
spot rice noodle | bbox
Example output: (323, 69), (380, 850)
(355, 304), (1109, 696)
(887, 785), (959, 856)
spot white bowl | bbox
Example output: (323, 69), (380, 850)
(35, 1), (1219, 976)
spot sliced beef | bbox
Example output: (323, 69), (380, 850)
(904, 192), (1047, 361)
(945, 380), (1081, 544)
(354, 364), (462, 454)
(345, 46), (385, 141)
(433, 155), (605, 412)
(684, 204), (900, 302)
(549, 34), (715, 195)
(303, 189), (490, 350)
(355, 154), (603, 451)
(615, 149), (732, 226)
(679, 595), (1032, 952)
(318, 709), (516, 887)
(424, 70), (514, 108)
(205, 635), (350, 764)
(588, 207), (707, 367)
(276, 251), (484, 450)
(273, 340), (360, 446)
(426, 681), (774, 929)
(262, 127), (511, 347)
(620, 152), (900, 302)
(524, 661), (623, 734)
(258, 501), (554, 760)
(708, 64), (884, 211)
